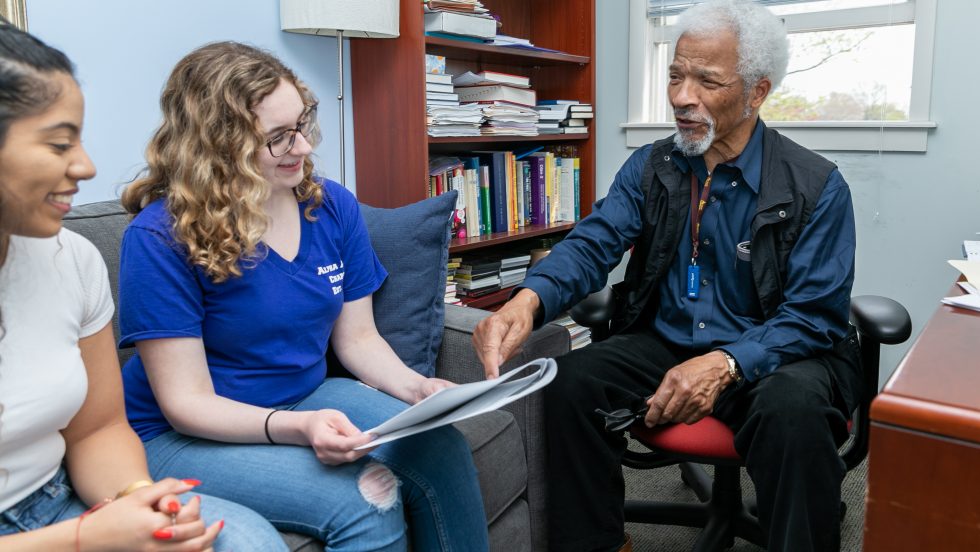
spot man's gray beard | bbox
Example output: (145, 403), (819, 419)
(673, 122), (715, 156)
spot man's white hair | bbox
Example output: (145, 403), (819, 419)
(675, 0), (790, 90)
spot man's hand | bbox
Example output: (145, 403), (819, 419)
(644, 351), (736, 426)
(472, 288), (541, 379)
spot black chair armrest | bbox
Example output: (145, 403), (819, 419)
(849, 295), (912, 345)
(569, 287), (615, 341)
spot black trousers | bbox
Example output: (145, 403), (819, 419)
(543, 327), (861, 552)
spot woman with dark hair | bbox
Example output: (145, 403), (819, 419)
(118, 41), (488, 551)
(0, 22), (287, 551)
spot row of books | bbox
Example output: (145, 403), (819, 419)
(428, 146), (581, 240)
(447, 254), (532, 309)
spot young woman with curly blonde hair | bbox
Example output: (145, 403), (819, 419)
(118, 41), (488, 552)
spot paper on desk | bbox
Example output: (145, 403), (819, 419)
(942, 293), (980, 313)
(354, 358), (557, 449)
(948, 259), (980, 286)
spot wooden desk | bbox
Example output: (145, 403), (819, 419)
(865, 285), (980, 550)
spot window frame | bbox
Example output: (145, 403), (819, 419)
(623, 0), (938, 152)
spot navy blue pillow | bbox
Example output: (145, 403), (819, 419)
(359, 191), (456, 377)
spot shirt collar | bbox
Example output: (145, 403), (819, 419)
(670, 118), (764, 193)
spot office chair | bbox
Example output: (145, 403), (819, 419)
(570, 292), (912, 551)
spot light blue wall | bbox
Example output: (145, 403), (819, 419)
(26, 0), (354, 205)
(596, 0), (978, 383)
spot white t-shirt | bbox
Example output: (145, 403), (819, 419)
(0, 228), (114, 512)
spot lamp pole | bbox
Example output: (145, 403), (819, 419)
(336, 29), (345, 187)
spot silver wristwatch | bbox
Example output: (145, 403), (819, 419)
(720, 351), (743, 384)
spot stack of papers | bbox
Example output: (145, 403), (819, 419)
(478, 102), (539, 136)
(423, 0), (489, 14)
(427, 103), (484, 137)
(942, 260), (980, 313)
(355, 358), (557, 449)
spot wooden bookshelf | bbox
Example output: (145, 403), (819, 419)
(350, 0), (596, 252)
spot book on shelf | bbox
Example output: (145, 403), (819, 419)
(426, 91), (459, 101)
(425, 54), (446, 75)
(569, 112), (594, 119)
(426, 99), (463, 108)
(563, 118), (586, 127)
(459, 285), (516, 309)
(425, 72), (453, 84)
(458, 258), (501, 275)
(500, 253), (532, 269)
(537, 99), (579, 105)
(457, 85), (536, 108)
(355, 358), (557, 449)
(570, 104), (593, 112)
(423, 11), (497, 39)
(425, 82), (455, 94)
(562, 127), (588, 135)
(453, 70), (531, 88)
(457, 278), (501, 292)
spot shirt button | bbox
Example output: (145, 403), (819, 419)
(701, 279), (709, 286)
(731, 181), (738, 187)
(664, 155), (670, 161)
(698, 322), (706, 329)
(778, 210), (787, 218)
(709, 196), (717, 203)
(703, 238), (710, 246)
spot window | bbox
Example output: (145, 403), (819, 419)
(623, 0), (937, 152)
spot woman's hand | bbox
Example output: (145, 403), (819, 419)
(79, 478), (222, 551)
(302, 409), (375, 465)
(407, 377), (455, 405)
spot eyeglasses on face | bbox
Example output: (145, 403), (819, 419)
(265, 103), (318, 158)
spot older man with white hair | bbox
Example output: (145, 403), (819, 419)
(473, 1), (860, 551)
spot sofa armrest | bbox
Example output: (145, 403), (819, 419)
(436, 303), (570, 552)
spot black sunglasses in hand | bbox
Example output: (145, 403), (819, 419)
(595, 394), (654, 433)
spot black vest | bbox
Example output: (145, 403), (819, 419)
(610, 124), (836, 335)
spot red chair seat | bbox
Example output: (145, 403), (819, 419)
(629, 416), (741, 460)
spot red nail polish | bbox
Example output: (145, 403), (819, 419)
(167, 500), (180, 514)
(218, 519), (225, 530)
(181, 478), (202, 486)
(153, 528), (173, 540)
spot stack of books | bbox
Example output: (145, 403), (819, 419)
(499, 253), (531, 288)
(445, 257), (462, 305)
(456, 259), (502, 299)
(553, 313), (592, 349)
(425, 60), (484, 137)
(454, 71), (539, 137)
(534, 100), (593, 135)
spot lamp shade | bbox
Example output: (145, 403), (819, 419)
(280, 0), (399, 38)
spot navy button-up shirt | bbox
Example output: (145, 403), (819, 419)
(521, 119), (856, 381)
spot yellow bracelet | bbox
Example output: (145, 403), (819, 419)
(115, 479), (154, 498)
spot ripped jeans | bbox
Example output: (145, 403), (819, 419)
(143, 378), (488, 552)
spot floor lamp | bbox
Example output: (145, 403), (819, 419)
(280, 0), (399, 187)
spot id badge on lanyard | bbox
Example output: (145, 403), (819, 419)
(687, 172), (712, 300)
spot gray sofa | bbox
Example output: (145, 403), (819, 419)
(64, 200), (567, 551)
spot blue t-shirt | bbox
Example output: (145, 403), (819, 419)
(119, 179), (387, 441)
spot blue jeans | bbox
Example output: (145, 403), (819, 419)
(144, 377), (489, 552)
(0, 466), (286, 551)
